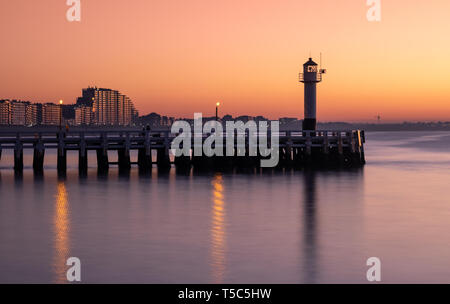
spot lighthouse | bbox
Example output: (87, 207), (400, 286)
(299, 58), (326, 130)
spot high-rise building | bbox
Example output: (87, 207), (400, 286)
(0, 100), (42, 126)
(1, 87), (138, 126)
(77, 87), (137, 126)
(75, 105), (93, 125)
(33, 103), (43, 125)
(25, 102), (42, 126)
(93, 88), (121, 125)
(42, 103), (61, 125)
(76, 87), (96, 106)
(62, 105), (75, 122)
(0, 100), (11, 125)
(10, 100), (29, 126)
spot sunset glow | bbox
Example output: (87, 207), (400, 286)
(1, 0), (449, 121)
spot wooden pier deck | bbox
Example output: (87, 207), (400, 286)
(0, 129), (365, 173)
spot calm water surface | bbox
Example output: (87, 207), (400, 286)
(0, 131), (449, 283)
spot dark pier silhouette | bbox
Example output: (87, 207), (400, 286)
(0, 129), (365, 174)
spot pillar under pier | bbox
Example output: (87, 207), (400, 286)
(97, 149), (109, 173)
(14, 146), (23, 172)
(157, 147), (171, 172)
(174, 154), (191, 174)
(138, 148), (152, 171)
(57, 148), (67, 173)
(79, 133), (88, 174)
(118, 148), (131, 171)
(79, 148), (88, 174)
(359, 131), (366, 165)
(337, 133), (345, 166)
(57, 131), (66, 173)
(33, 147), (45, 172)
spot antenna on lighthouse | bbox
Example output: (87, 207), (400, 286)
(319, 53), (327, 74)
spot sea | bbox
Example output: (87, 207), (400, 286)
(0, 131), (449, 283)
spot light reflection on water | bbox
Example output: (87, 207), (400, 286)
(53, 181), (70, 284)
(0, 131), (449, 283)
(210, 174), (226, 283)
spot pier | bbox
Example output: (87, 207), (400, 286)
(0, 129), (365, 173)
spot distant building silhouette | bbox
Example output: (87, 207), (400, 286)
(279, 117), (298, 125)
(254, 115), (269, 123)
(138, 112), (174, 127)
(235, 115), (253, 123)
(76, 87), (96, 107)
(222, 114), (233, 122)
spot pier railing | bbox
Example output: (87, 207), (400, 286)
(299, 73), (322, 82)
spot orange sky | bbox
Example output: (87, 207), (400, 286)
(1, 0), (450, 122)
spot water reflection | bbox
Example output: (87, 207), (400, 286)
(210, 174), (226, 283)
(302, 171), (318, 283)
(53, 181), (70, 284)
(14, 170), (23, 182)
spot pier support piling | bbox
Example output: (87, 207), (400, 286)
(359, 131), (366, 165)
(337, 133), (344, 166)
(138, 148), (152, 171)
(33, 146), (45, 172)
(33, 135), (45, 172)
(118, 133), (131, 172)
(79, 133), (88, 173)
(155, 132), (171, 171)
(79, 148), (88, 173)
(0, 129), (366, 173)
(96, 149), (109, 173)
(285, 132), (294, 168)
(57, 131), (67, 173)
(156, 147), (171, 171)
(14, 146), (23, 172)
(14, 134), (23, 171)
(97, 132), (109, 173)
(138, 130), (152, 171)
(118, 148), (131, 171)
(57, 148), (67, 173)
(322, 132), (330, 166)
(174, 154), (191, 173)
(350, 132), (361, 166)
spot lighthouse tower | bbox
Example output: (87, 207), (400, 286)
(299, 58), (326, 130)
